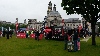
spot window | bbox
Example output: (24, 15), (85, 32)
(64, 24), (66, 26)
(73, 24), (75, 26)
(68, 24), (69, 26)
(38, 26), (39, 30)
(36, 25), (37, 29)
(70, 24), (72, 26)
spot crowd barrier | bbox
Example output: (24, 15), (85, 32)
(17, 33), (26, 38)
(39, 34), (44, 40)
(30, 34), (35, 38)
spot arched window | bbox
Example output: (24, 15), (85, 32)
(68, 24), (69, 26)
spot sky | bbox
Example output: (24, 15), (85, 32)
(0, 0), (83, 23)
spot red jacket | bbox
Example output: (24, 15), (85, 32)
(0, 31), (2, 34)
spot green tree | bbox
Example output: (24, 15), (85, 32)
(19, 24), (27, 28)
(61, 0), (100, 45)
(10, 24), (15, 29)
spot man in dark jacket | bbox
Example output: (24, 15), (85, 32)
(64, 31), (68, 50)
(36, 30), (40, 41)
(73, 29), (78, 51)
(6, 28), (9, 39)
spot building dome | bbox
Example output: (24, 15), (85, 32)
(49, 11), (61, 17)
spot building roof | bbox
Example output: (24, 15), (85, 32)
(64, 18), (81, 23)
(35, 22), (43, 24)
(49, 11), (61, 17)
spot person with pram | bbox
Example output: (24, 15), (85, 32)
(66, 28), (79, 52)
(67, 29), (74, 52)
(64, 31), (68, 50)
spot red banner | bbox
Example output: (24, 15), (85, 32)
(17, 33), (26, 38)
(78, 24), (82, 33)
(30, 34), (44, 40)
(16, 22), (18, 31)
(30, 34), (35, 38)
(39, 34), (44, 40)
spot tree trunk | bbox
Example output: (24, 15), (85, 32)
(91, 22), (96, 45)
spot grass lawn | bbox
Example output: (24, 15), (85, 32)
(0, 36), (100, 56)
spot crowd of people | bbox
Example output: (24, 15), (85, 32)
(0, 28), (13, 39)
(0, 27), (94, 52)
(63, 27), (93, 52)
(64, 28), (79, 52)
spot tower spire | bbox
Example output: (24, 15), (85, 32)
(53, 4), (56, 11)
(48, 1), (52, 11)
(47, 1), (52, 15)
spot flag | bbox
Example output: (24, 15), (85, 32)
(62, 19), (64, 23)
(16, 22), (18, 31)
(78, 24), (82, 33)
(62, 19), (64, 26)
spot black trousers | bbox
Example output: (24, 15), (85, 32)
(7, 35), (9, 39)
(35, 36), (39, 41)
(3, 34), (5, 37)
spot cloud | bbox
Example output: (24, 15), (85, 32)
(0, 0), (82, 23)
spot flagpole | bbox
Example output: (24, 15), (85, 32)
(16, 18), (18, 34)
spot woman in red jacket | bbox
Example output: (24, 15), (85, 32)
(0, 31), (2, 37)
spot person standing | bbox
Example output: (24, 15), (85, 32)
(26, 30), (28, 38)
(64, 31), (68, 50)
(34, 30), (37, 40)
(73, 29), (78, 51)
(6, 28), (9, 39)
(10, 30), (13, 38)
(36, 30), (40, 41)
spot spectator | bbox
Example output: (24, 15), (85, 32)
(73, 29), (78, 51)
(64, 31), (68, 50)
(36, 30), (40, 41)
(6, 28), (9, 39)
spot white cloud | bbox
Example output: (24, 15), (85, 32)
(0, 0), (82, 23)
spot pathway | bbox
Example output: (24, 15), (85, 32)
(80, 37), (91, 42)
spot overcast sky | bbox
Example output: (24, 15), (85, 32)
(0, 0), (83, 23)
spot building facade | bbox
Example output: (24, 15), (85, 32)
(27, 1), (97, 33)
(45, 1), (62, 27)
(28, 19), (43, 31)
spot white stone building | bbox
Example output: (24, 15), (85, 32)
(64, 18), (81, 29)
(27, 1), (98, 33)
(28, 19), (42, 31)
(45, 1), (63, 27)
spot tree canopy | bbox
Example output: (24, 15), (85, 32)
(61, 0), (100, 45)
(61, 0), (100, 22)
